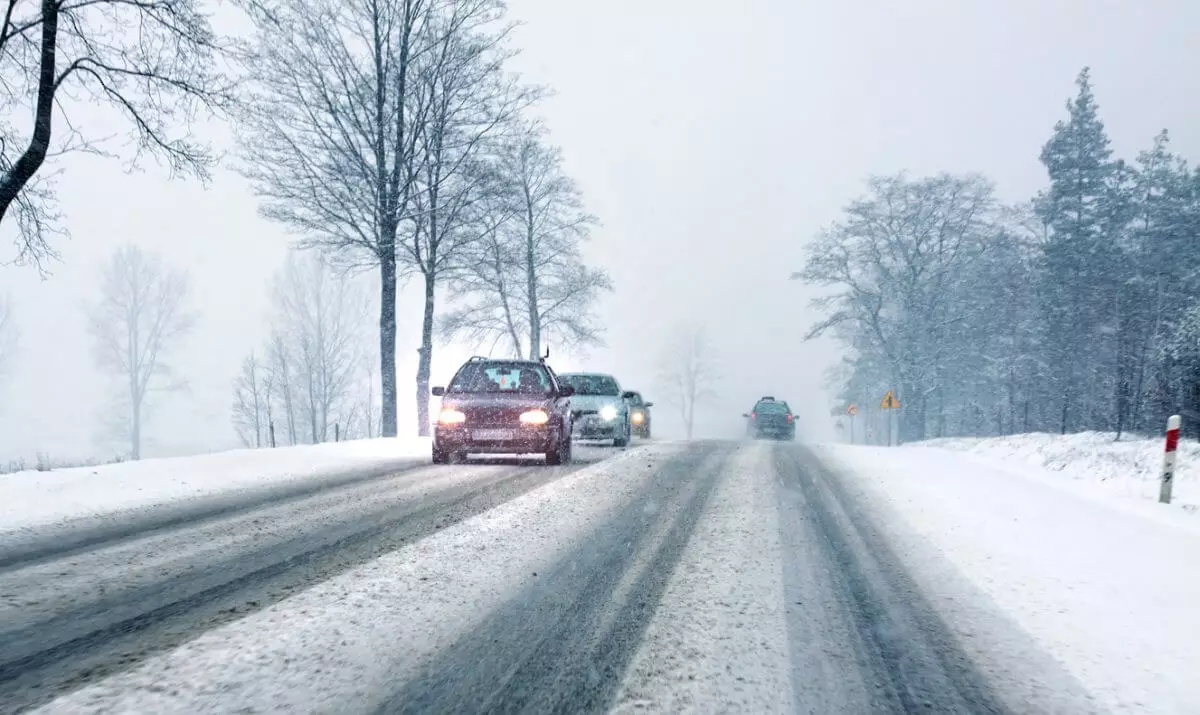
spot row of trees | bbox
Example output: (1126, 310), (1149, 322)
(1, 0), (611, 443)
(237, 0), (610, 437)
(80, 244), (378, 459)
(799, 68), (1200, 441)
(231, 253), (377, 448)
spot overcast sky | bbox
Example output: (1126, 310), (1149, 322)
(1, 0), (1198, 461)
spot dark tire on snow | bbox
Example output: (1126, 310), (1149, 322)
(546, 435), (571, 466)
(432, 447), (449, 464)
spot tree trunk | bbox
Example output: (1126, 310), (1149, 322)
(379, 248), (398, 437)
(130, 391), (142, 460)
(525, 207), (540, 359)
(415, 270), (435, 437)
(0, 0), (58, 226)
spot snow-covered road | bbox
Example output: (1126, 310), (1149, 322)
(1, 439), (1192, 713)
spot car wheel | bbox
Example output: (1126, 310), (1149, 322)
(546, 434), (571, 465)
(613, 419), (630, 448)
(432, 446), (449, 464)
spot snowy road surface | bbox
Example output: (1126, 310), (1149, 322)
(0, 439), (1178, 713)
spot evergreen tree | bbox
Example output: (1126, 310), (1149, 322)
(1035, 67), (1127, 432)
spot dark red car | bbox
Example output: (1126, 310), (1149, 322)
(430, 357), (575, 464)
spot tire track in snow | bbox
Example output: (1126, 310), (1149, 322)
(775, 445), (1013, 713)
(374, 441), (728, 714)
(0, 455), (604, 714)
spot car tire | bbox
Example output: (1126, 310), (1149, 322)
(432, 446), (449, 464)
(613, 420), (630, 448)
(546, 433), (571, 465)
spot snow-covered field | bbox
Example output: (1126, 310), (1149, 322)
(817, 440), (1200, 714)
(0, 438), (431, 539)
(913, 431), (1200, 514)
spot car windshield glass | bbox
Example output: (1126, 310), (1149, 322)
(447, 363), (551, 394)
(558, 374), (619, 396)
(755, 401), (788, 414)
(628, 394), (643, 406)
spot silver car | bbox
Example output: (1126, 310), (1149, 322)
(557, 372), (634, 447)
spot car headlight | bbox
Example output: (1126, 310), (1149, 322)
(631, 411), (644, 424)
(519, 409), (549, 425)
(599, 405), (618, 421)
(438, 408), (466, 425)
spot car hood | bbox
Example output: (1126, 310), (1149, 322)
(568, 395), (625, 412)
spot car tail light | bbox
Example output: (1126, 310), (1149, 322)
(786, 414), (794, 423)
(438, 408), (466, 425)
(751, 412), (756, 420)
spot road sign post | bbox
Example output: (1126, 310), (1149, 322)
(846, 404), (858, 444)
(1160, 415), (1182, 504)
(879, 391), (901, 446)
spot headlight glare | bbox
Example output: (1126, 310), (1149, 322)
(631, 411), (644, 424)
(519, 409), (550, 425)
(438, 408), (466, 425)
(600, 405), (618, 421)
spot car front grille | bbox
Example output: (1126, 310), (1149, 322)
(464, 406), (525, 426)
(571, 409), (598, 421)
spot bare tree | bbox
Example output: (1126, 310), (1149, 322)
(232, 352), (267, 447)
(403, 2), (537, 435)
(359, 352), (379, 438)
(266, 330), (298, 445)
(87, 245), (194, 459)
(797, 173), (999, 441)
(268, 251), (369, 443)
(656, 326), (720, 440)
(0, 0), (232, 269)
(236, 0), (438, 439)
(441, 125), (609, 359)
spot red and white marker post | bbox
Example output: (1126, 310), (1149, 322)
(1160, 415), (1182, 504)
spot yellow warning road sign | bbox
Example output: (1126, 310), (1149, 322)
(880, 390), (901, 409)
(846, 404), (858, 416)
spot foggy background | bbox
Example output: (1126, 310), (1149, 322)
(1, 0), (1198, 462)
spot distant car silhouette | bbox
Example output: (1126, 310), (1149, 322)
(743, 396), (796, 441)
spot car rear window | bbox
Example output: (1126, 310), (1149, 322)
(558, 374), (619, 396)
(754, 401), (789, 414)
(447, 363), (551, 393)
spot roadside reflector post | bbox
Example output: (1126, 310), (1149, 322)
(1160, 415), (1182, 504)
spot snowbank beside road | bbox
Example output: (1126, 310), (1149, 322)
(917, 431), (1200, 513)
(0, 438), (431, 544)
(817, 443), (1200, 714)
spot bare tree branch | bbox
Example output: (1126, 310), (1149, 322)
(0, 0), (235, 269)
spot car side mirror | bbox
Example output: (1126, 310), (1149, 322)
(741, 413), (750, 418)
(431, 386), (445, 397)
(644, 402), (654, 408)
(558, 385), (575, 397)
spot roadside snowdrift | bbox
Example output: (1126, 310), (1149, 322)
(914, 431), (1200, 512)
(817, 443), (1200, 713)
(0, 438), (431, 543)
